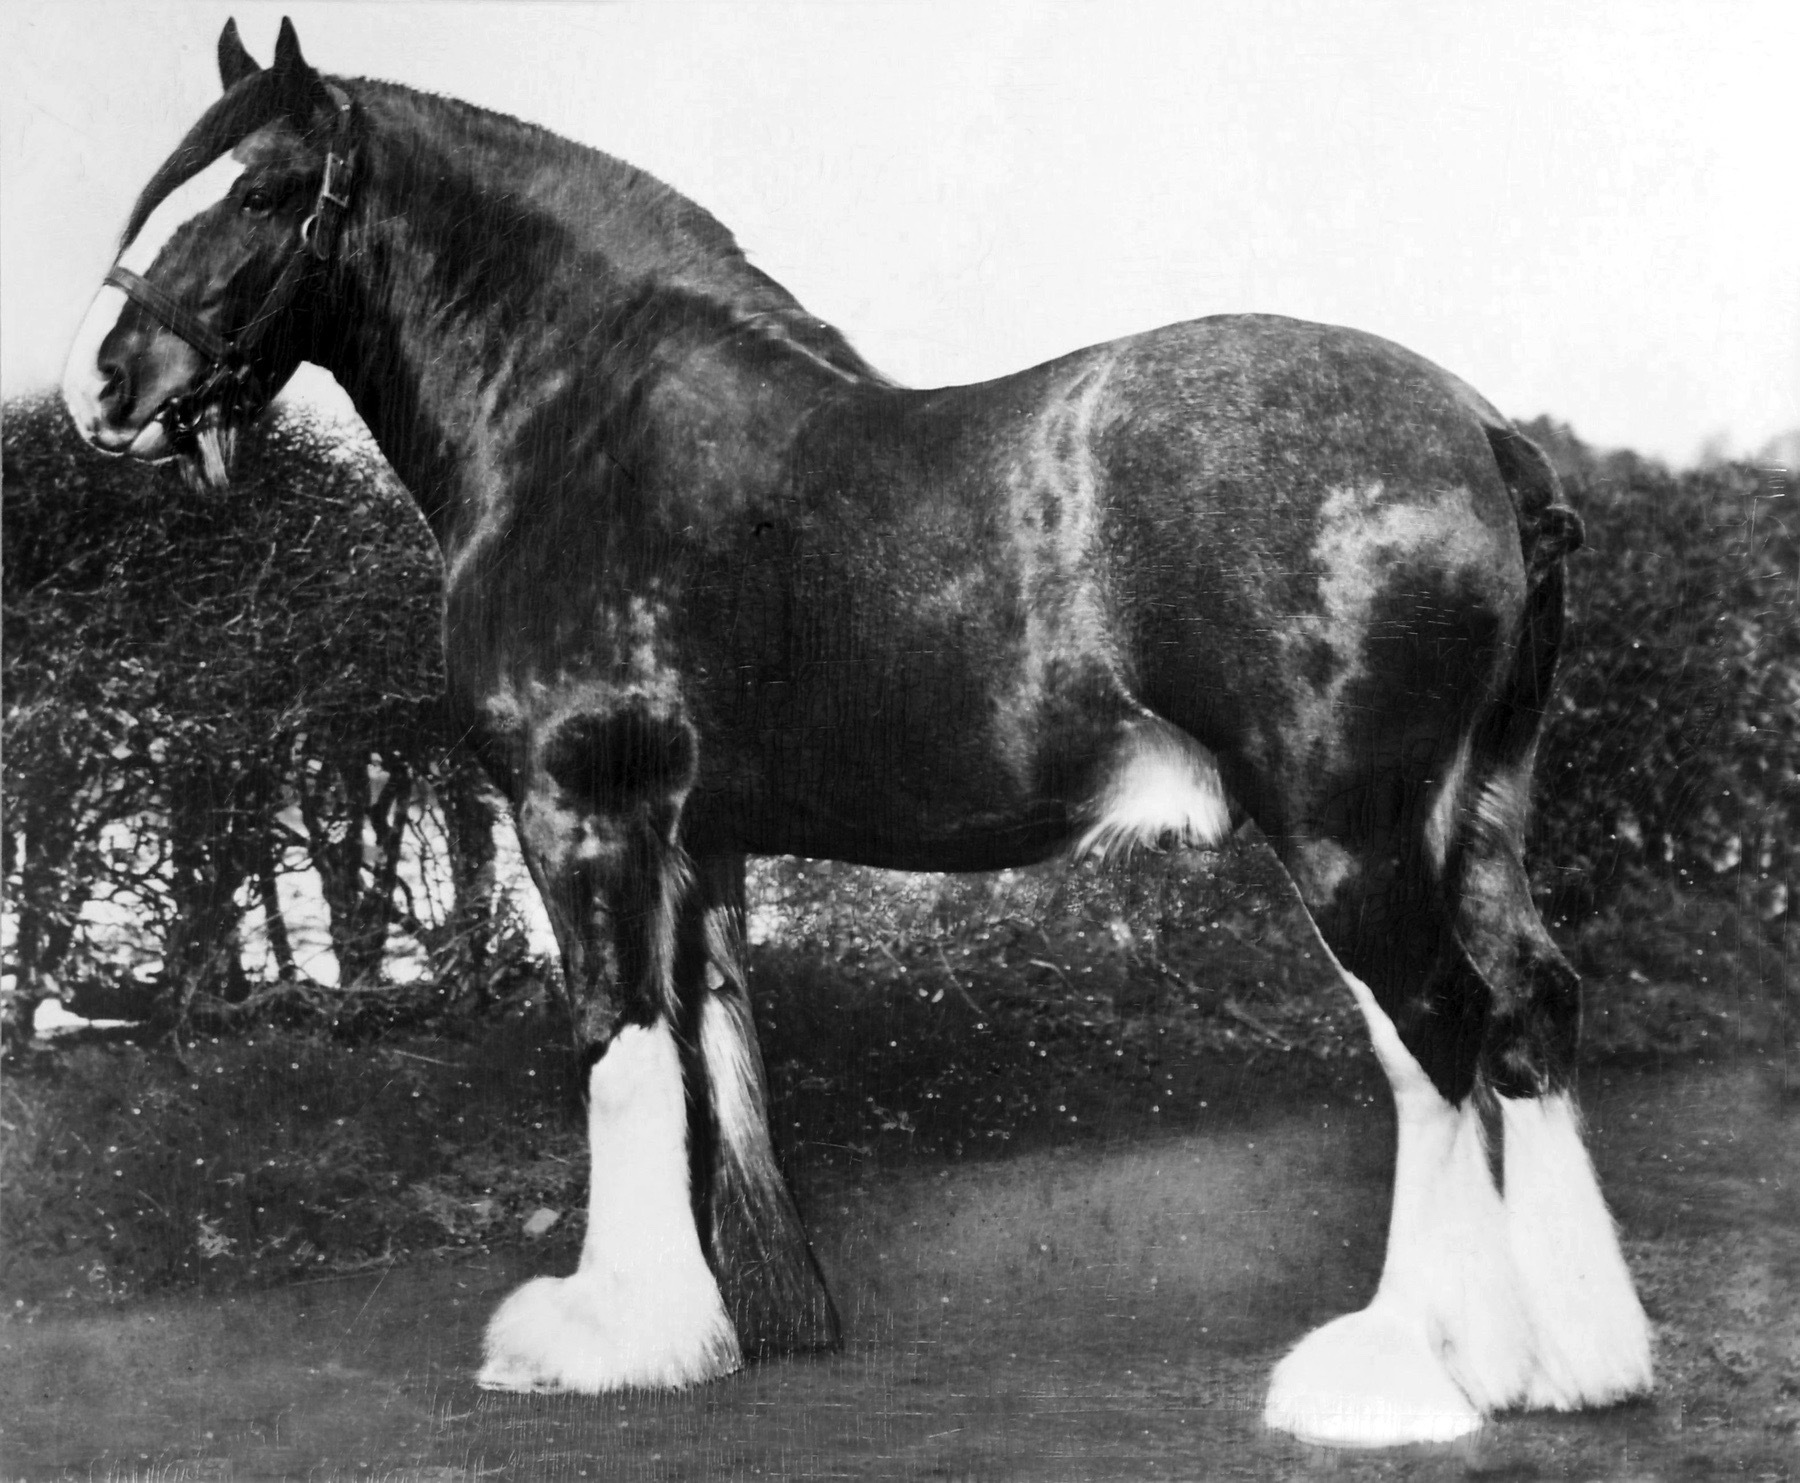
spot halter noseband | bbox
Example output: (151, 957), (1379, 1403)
(103, 83), (359, 441)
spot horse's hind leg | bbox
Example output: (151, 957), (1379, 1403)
(1263, 897), (1535, 1447)
(682, 854), (841, 1358)
(478, 714), (739, 1392)
(1262, 754), (1650, 1445)
(1457, 763), (1653, 1412)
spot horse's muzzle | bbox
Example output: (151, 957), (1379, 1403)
(62, 283), (204, 464)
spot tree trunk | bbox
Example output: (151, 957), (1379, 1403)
(438, 754), (499, 1009)
(3, 809), (73, 1045)
(161, 761), (253, 1029)
(297, 748), (412, 990)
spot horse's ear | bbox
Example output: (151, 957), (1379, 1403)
(272, 16), (311, 79)
(218, 19), (261, 90)
(270, 15), (336, 117)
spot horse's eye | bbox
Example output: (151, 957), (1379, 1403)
(241, 187), (276, 216)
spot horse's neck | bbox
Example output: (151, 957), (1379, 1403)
(317, 88), (866, 551)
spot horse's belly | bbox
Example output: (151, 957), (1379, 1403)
(689, 712), (1083, 870)
(687, 690), (1231, 873)
(723, 797), (1077, 873)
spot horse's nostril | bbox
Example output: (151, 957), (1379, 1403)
(96, 357), (130, 414)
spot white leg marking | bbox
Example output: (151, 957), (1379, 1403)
(1502, 1092), (1653, 1409)
(701, 989), (767, 1183)
(1265, 962), (1532, 1447)
(479, 1021), (741, 1391)
(1265, 937), (1654, 1445)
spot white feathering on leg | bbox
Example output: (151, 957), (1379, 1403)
(1502, 1091), (1653, 1409)
(479, 1021), (741, 1391)
(1265, 949), (1533, 1446)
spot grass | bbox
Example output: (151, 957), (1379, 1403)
(0, 1013), (586, 1307)
(3, 842), (1792, 1316)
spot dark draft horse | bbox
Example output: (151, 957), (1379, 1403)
(63, 18), (1652, 1447)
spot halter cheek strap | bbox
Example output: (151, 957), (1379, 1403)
(103, 82), (358, 440)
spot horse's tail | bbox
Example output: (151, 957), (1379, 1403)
(1430, 422), (1585, 1100)
(1471, 423), (1583, 775)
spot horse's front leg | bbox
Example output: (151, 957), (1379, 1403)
(683, 855), (841, 1358)
(477, 732), (740, 1392)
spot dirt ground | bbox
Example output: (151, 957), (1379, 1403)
(3, 1051), (1794, 1482)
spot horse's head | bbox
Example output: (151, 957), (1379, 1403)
(62, 17), (357, 489)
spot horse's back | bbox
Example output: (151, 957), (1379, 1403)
(1085, 314), (1521, 559)
(947, 314), (1533, 786)
(1099, 313), (1507, 452)
(829, 311), (1528, 609)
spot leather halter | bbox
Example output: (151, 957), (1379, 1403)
(103, 83), (358, 440)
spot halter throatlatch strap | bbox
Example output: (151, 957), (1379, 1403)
(104, 82), (358, 440)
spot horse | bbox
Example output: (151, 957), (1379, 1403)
(61, 17), (1652, 1447)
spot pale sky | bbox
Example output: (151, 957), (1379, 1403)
(4, 1), (1796, 466)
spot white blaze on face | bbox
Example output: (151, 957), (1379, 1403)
(62, 151), (248, 448)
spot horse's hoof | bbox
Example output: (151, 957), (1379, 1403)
(1264, 1304), (1484, 1448)
(478, 1270), (742, 1393)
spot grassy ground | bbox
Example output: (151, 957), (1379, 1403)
(4, 1058), (1794, 1480)
(3, 844), (1792, 1313)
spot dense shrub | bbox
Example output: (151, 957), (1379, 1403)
(1525, 419), (1798, 927)
(2, 394), (500, 1037)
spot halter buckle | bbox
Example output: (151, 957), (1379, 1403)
(318, 151), (351, 210)
(304, 151), (353, 259)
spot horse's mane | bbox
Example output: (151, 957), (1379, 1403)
(352, 79), (891, 387)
